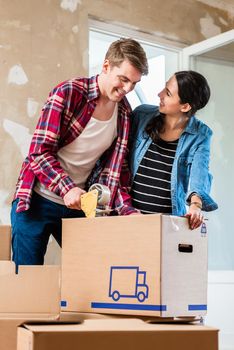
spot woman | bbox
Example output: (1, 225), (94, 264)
(129, 70), (218, 229)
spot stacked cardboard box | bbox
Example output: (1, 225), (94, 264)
(0, 225), (60, 350)
(17, 318), (218, 350)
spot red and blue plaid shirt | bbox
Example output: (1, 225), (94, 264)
(15, 75), (137, 215)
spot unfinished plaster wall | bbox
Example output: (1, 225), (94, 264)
(0, 0), (233, 223)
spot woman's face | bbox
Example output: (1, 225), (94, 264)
(158, 75), (184, 116)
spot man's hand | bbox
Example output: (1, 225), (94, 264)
(63, 187), (86, 210)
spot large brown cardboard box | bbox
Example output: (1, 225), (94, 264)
(61, 214), (208, 318)
(17, 319), (219, 350)
(0, 225), (11, 260)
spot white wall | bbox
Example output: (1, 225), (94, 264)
(195, 56), (234, 350)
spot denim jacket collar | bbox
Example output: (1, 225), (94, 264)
(183, 115), (198, 135)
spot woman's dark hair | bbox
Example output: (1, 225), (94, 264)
(146, 70), (211, 141)
(175, 70), (210, 117)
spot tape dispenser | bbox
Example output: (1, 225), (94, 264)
(80, 183), (111, 218)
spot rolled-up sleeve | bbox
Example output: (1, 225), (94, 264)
(186, 129), (218, 211)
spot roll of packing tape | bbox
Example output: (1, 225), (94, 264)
(89, 183), (111, 206)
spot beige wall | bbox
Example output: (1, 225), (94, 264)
(0, 0), (233, 223)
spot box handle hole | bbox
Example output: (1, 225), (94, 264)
(178, 244), (193, 253)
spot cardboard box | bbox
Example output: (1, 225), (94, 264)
(61, 214), (208, 318)
(0, 262), (60, 319)
(0, 263), (60, 350)
(17, 319), (218, 350)
(0, 312), (145, 350)
(0, 227), (61, 350)
(0, 319), (26, 350)
(0, 312), (144, 350)
(0, 313), (213, 350)
(0, 225), (11, 260)
(0, 313), (100, 350)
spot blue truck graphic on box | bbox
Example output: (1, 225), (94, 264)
(109, 266), (149, 302)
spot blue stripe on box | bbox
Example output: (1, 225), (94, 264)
(91, 302), (166, 311)
(61, 300), (67, 307)
(188, 304), (207, 311)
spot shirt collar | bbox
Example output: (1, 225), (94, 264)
(87, 75), (100, 101)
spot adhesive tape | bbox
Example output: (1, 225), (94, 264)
(89, 183), (111, 206)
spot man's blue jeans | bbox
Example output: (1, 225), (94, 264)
(11, 192), (85, 265)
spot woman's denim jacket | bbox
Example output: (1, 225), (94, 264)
(129, 104), (218, 216)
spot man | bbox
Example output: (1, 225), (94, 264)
(11, 38), (148, 265)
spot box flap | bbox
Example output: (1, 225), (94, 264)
(21, 318), (219, 332)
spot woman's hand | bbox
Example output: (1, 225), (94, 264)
(185, 203), (204, 230)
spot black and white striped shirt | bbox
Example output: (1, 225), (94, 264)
(131, 138), (178, 214)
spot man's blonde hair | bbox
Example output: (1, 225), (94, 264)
(105, 38), (148, 75)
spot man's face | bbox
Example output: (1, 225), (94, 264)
(101, 59), (142, 102)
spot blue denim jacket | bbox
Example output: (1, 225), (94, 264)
(129, 104), (218, 216)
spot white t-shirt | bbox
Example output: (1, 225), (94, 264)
(34, 104), (118, 205)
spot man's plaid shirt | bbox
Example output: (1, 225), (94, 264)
(14, 75), (137, 215)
